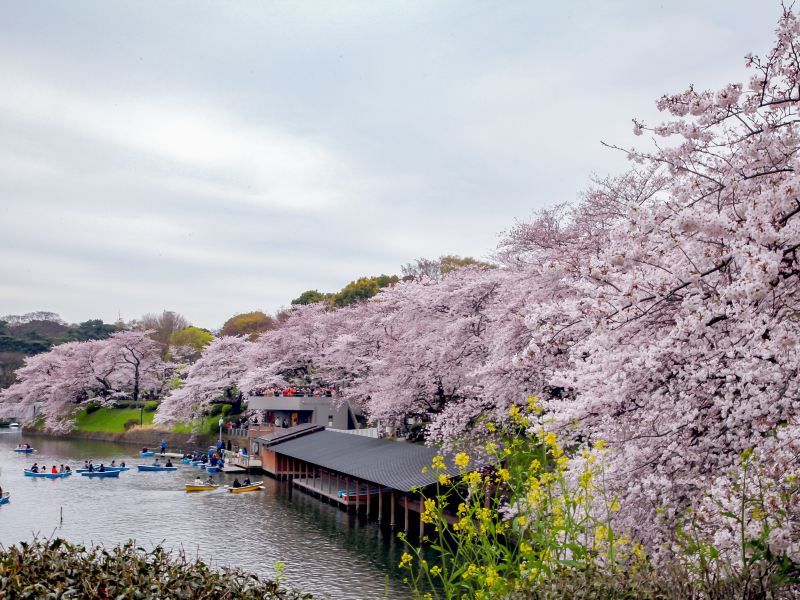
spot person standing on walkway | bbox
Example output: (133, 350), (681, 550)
(160, 439), (167, 454)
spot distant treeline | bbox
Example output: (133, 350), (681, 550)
(0, 313), (119, 388)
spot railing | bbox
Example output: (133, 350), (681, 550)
(225, 427), (249, 438)
(222, 450), (261, 469)
(327, 427), (380, 438)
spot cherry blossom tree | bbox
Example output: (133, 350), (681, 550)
(0, 330), (166, 432)
(154, 336), (251, 424)
(505, 6), (800, 550)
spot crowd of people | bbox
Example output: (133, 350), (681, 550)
(248, 386), (335, 398)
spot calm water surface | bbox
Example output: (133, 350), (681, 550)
(0, 431), (409, 599)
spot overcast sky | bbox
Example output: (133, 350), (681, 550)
(0, 1), (782, 329)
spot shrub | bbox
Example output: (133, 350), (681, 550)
(123, 419), (139, 431)
(221, 404), (232, 417)
(0, 538), (311, 599)
(84, 401), (102, 415)
(143, 400), (159, 413)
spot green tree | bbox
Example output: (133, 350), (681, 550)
(66, 319), (119, 341)
(219, 311), (276, 339)
(291, 290), (330, 305)
(169, 326), (213, 359)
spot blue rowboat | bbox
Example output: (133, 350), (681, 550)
(181, 458), (191, 464)
(80, 470), (120, 478)
(14, 448), (34, 453)
(75, 467), (129, 474)
(139, 451), (154, 457)
(205, 466), (220, 473)
(137, 465), (178, 472)
(24, 470), (72, 478)
(0, 492), (9, 505)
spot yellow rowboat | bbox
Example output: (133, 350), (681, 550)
(226, 482), (264, 493)
(185, 483), (220, 492)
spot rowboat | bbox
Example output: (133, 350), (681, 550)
(226, 482), (263, 493)
(14, 448), (34, 453)
(181, 458), (192, 464)
(0, 492), (9, 505)
(139, 451), (154, 457)
(205, 466), (221, 473)
(23, 470), (71, 478)
(137, 465), (178, 472)
(185, 483), (220, 492)
(80, 470), (120, 478)
(75, 467), (129, 474)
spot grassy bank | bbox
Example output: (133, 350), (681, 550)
(71, 405), (240, 437)
(73, 405), (156, 433)
(0, 538), (311, 599)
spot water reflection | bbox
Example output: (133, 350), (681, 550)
(0, 431), (408, 599)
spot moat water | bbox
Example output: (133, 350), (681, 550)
(0, 430), (408, 599)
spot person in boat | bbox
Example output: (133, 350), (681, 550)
(50, 465), (57, 474)
(110, 460), (116, 467)
(205, 475), (214, 485)
(64, 465), (71, 473)
(165, 459), (173, 467)
(88, 463), (94, 472)
(30, 463), (38, 473)
(98, 463), (105, 472)
(232, 478), (241, 488)
(58, 464), (64, 473)
(193, 476), (203, 485)
(142, 447), (149, 453)
(243, 477), (251, 486)
(120, 461), (126, 467)
(152, 459), (160, 466)
(84, 460), (89, 469)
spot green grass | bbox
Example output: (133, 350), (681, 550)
(171, 414), (228, 435)
(74, 406), (154, 433)
(72, 404), (240, 436)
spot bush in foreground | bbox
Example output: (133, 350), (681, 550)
(0, 538), (312, 599)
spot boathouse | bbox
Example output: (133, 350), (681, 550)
(255, 427), (465, 538)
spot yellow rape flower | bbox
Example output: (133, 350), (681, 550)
(399, 552), (413, 568)
(455, 452), (470, 469)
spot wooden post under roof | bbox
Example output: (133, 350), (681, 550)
(404, 494), (409, 533)
(378, 488), (383, 523)
(390, 490), (396, 529)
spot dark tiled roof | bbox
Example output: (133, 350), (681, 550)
(256, 424), (323, 446)
(267, 430), (463, 492)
